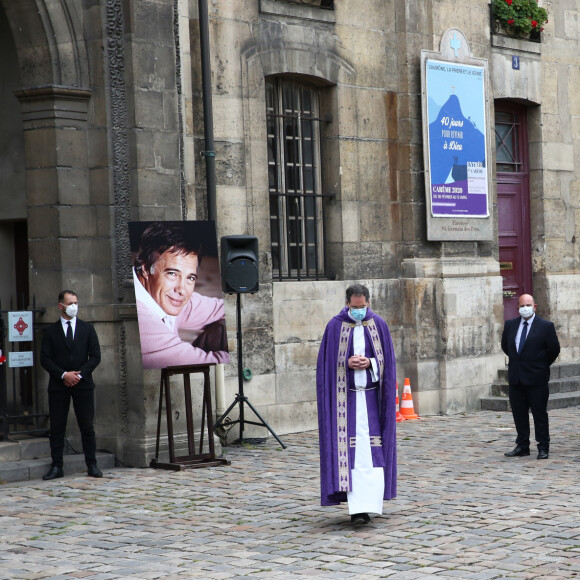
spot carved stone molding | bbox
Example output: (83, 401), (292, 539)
(15, 85), (92, 123)
(104, 0), (132, 301)
(174, 0), (187, 219)
(118, 323), (129, 433)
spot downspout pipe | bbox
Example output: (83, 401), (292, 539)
(198, 0), (217, 222)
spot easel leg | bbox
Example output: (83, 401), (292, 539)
(154, 374), (164, 460)
(183, 373), (195, 457)
(164, 372), (176, 463)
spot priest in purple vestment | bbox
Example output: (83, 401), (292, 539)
(316, 283), (397, 524)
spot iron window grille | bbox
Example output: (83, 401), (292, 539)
(495, 110), (523, 173)
(277, 0), (334, 8)
(266, 78), (326, 281)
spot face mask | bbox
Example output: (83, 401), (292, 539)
(519, 305), (534, 319)
(63, 304), (78, 318)
(350, 307), (367, 321)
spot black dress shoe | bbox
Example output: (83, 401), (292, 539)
(350, 513), (371, 524)
(537, 450), (549, 460)
(87, 464), (103, 478)
(42, 466), (64, 480)
(504, 446), (530, 457)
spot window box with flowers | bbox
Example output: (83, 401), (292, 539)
(491, 0), (548, 43)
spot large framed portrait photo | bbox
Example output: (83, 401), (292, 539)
(129, 220), (230, 370)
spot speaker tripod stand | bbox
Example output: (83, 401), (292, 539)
(214, 292), (286, 449)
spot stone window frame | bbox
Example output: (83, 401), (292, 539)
(266, 76), (325, 280)
(495, 108), (526, 173)
(259, 0), (335, 24)
(241, 42), (353, 282)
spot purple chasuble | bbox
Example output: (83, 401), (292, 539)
(316, 306), (397, 506)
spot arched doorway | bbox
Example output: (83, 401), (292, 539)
(0, 0), (91, 434)
(0, 6), (28, 310)
(495, 101), (533, 320)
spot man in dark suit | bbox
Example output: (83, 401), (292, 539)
(501, 293), (560, 460)
(40, 290), (102, 479)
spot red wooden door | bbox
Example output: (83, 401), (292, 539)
(495, 103), (532, 320)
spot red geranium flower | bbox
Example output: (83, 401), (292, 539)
(507, 19), (515, 24)
(505, 0), (512, 4)
(531, 20), (538, 27)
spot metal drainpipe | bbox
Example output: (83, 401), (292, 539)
(198, 0), (223, 415)
(198, 0), (217, 222)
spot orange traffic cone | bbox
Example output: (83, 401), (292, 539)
(395, 381), (405, 422)
(400, 378), (419, 419)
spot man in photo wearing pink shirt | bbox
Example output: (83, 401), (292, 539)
(132, 222), (229, 369)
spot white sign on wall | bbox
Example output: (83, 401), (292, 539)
(8, 311), (33, 342)
(8, 351), (34, 368)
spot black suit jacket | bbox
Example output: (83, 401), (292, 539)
(40, 319), (101, 392)
(501, 315), (560, 386)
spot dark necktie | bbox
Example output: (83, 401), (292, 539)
(518, 320), (528, 354)
(66, 321), (73, 346)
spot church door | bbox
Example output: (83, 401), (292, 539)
(495, 102), (532, 320)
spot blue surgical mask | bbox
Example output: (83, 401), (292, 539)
(350, 307), (367, 321)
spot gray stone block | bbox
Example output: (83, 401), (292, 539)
(0, 442), (21, 462)
(0, 462), (30, 484)
(20, 438), (51, 460)
(480, 396), (510, 412)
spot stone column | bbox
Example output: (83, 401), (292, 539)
(15, 86), (99, 309)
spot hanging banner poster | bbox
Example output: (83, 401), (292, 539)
(425, 59), (488, 218)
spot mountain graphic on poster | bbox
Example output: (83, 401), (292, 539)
(429, 94), (485, 185)
(428, 96), (442, 124)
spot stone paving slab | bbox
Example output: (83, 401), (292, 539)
(1, 408), (580, 579)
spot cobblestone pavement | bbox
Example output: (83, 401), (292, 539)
(2, 408), (580, 579)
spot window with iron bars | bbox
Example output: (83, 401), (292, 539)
(266, 77), (325, 280)
(495, 110), (523, 173)
(276, 0), (334, 8)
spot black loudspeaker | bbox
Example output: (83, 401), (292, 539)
(221, 235), (259, 294)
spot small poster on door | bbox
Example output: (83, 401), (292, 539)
(8, 311), (33, 342)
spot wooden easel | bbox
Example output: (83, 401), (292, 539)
(150, 364), (230, 470)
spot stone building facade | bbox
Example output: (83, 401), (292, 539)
(0, 0), (578, 466)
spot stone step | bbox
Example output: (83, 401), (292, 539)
(0, 436), (51, 462)
(491, 376), (580, 397)
(0, 451), (115, 484)
(553, 363), (580, 378)
(496, 362), (580, 382)
(481, 390), (580, 412)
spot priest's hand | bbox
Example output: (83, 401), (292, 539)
(348, 355), (370, 370)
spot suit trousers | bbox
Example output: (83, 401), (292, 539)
(508, 382), (550, 451)
(48, 388), (97, 468)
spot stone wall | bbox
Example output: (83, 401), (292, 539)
(192, 0), (507, 435)
(1, 0), (579, 464)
